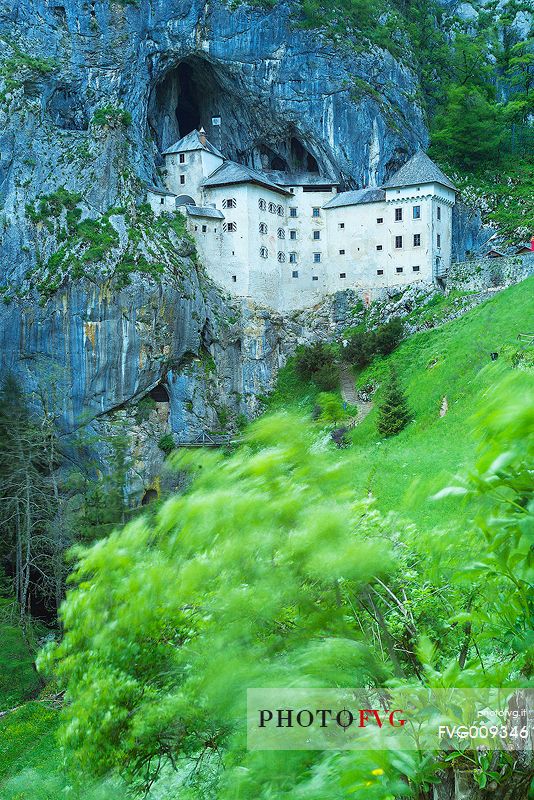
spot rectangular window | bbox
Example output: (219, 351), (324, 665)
(395, 236), (403, 248)
(225, 198), (236, 208)
(160, 197), (164, 204)
(339, 249), (345, 255)
(313, 230), (321, 240)
(289, 230), (297, 240)
(376, 245), (383, 251)
(396, 267), (403, 273)
(179, 153), (185, 164)
(289, 207), (297, 217)
(437, 206), (441, 220)
(313, 253), (321, 263)
(339, 273), (346, 278)
(292, 270), (299, 278)
(395, 208), (402, 221)
(231, 275), (237, 282)
(202, 225), (207, 232)
(339, 222), (345, 229)
(377, 217), (383, 224)
(437, 233), (441, 248)
(289, 253), (297, 263)
(312, 207), (320, 217)
(180, 175), (185, 185)
(377, 269), (384, 275)
(412, 265), (420, 272)
(413, 205), (421, 219)
(413, 234), (421, 247)
(312, 275), (318, 281)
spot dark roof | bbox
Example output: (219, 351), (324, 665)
(382, 151), (457, 191)
(162, 130), (224, 159)
(186, 205), (225, 220)
(147, 184), (176, 197)
(264, 170), (339, 187)
(323, 188), (385, 209)
(202, 161), (291, 196)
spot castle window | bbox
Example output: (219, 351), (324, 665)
(292, 270), (299, 278)
(277, 205), (284, 216)
(376, 245), (383, 251)
(413, 205), (421, 219)
(194, 225), (198, 231)
(312, 275), (318, 281)
(231, 275), (237, 282)
(396, 267), (403, 273)
(268, 202), (277, 214)
(437, 233), (441, 248)
(395, 208), (402, 222)
(338, 222), (345, 229)
(223, 222), (237, 232)
(313, 252), (321, 263)
(160, 197), (164, 204)
(289, 252), (297, 263)
(437, 206), (441, 220)
(180, 175), (186, 185)
(413, 234), (421, 247)
(312, 207), (320, 217)
(202, 225), (207, 232)
(260, 246), (268, 259)
(412, 265), (420, 272)
(377, 217), (383, 224)
(259, 198), (267, 211)
(259, 222), (268, 234)
(180, 153), (186, 164)
(289, 207), (297, 217)
(313, 230), (321, 240)
(339, 273), (346, 278)
(277, 228), (285, 239)
(377, 269), (384, 275)
(223, 198), (236, 209)
(277, 252), (286, 262)
(339, 249), (345, 255)
(395, 236), (403, 249)
(289, 229), (297, 240)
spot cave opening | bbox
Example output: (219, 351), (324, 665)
(149, 383), (170, 402)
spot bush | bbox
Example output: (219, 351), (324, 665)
(295, 343), (334, 381)
(313, 361), (339, 391)
(342, 330), (376, 367)
(92, 105), (132, 129)
(377, 370), (412, 437)
(317, 392), (346, 424)
(157, 434), (175, 455)
(374, 317), (404, 356)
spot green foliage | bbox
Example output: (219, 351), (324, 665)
(313, 360), (339, 391)
(294, 342), (334, 382)
(157, 433), (175, 455)
(343, 318), (404, 366)
(0, 618), (42, 708)
(377, 369), (412, 437)
(134, 396), (157, 424)
(316, 391), (346, 424)
(91, 105), (132, 129)
(0, 44), (56, 99)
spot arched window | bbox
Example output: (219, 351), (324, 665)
(277, 205), (284, 216)
(259, 222), (268, 234)
(222, 198), (236, 209)
(258, 198), (266, 211)
(260, 246), (269, 259)
(277, 228), (285, 239)
(277, 252), (286, 263)
(268, 202), (277, 214)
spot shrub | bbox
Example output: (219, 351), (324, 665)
(92, 105), (132, 129)
(294, 343), (333, 381)
(313, 361), (339, 391)
(157, 434), (175, 455)
(377, 370), (412, 437)
(374, 317), (404, 356)
(342, 330), (376, 367)
(317, 392), (346, 424)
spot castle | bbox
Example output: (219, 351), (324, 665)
(147, 129), (457, 311)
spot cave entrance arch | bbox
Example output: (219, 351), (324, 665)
(149, 383), (170, 402)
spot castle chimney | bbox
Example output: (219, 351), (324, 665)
(199, 127), (207, 146)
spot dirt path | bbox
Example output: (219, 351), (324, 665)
(339, 366), (373, 426)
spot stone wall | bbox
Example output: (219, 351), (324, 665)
(447, 253), (534, 291)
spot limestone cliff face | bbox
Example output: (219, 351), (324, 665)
(0, 0), (427, 482)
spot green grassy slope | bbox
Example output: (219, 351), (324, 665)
(270, 278), (534, 531)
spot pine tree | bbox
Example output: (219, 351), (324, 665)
(377, 370), (412, 437)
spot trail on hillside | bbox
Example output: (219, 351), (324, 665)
(339, 366), (373, 426)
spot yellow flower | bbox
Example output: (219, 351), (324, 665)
(371, 768), (384, 776)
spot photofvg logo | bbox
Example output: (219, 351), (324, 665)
(247, 688), (533, 751)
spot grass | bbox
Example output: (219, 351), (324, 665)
(0, 703), (62, 781)
(269, 278), (534, 532)
(0, 621), (42, 709)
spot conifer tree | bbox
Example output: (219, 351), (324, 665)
(377, 369), (412, 437)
